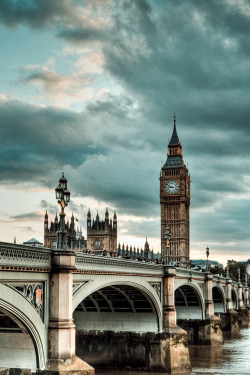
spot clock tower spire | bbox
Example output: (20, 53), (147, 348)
(160, 114), (190, 266)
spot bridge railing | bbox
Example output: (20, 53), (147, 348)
(176, 267), (206, 280)
(0, 242), (51, 270)
(75, 252), (164, 275)
(213, 274), (227, 284)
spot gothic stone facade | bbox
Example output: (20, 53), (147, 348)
(87, 209), (117, 254)
(160, 116), (190, 265)
(44, 211), (86, 250)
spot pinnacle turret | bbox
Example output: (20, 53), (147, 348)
(163, 114), (183, 169)
(105, 208), (109, 218)
(169, 113), (181, 146)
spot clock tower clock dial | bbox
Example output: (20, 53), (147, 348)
(160, 114), (190, 266)
(166, 180), (179, 194)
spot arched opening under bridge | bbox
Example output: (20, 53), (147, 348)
(232, 288), (238, 310)
(212, 286), (225, 313)
(242, 291), (245, 306)
(73, 284), (159, 332)
(175, 285), (203, 320)
(0, 308), (37, 370)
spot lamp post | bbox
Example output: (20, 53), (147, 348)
(245, 272), (248, 288)
(238, 267), (241, 284)
(206, 246), (209, 272)
(164, 227), (171, 265)
(55, 172), (71, 250)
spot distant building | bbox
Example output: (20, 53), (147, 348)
(191, 259), (223, 269)
(44, 211), (86, 250)
(117, 238), (161, 262)
(23, 238), (43, 247)
(87, 209), (117, 255)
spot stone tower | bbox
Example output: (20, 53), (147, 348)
(160, 115), (190, 266)
(87, 209), (117, 254)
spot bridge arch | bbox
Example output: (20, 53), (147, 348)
(73, 277), (162, 332)
(174, 282), (204, 320)
(212, 285), (226, 314)
(0, 283), (47, 370)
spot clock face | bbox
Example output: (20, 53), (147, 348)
(166, 180), (179, 194)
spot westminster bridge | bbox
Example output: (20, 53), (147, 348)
(0, 241), (249, 374)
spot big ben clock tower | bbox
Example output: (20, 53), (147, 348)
(160, 114), (190, 266)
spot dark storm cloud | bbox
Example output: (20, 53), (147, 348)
(1, 0), (250, 252)
(0, 0), (73, 29)
(192, 199), (250, 245)
(0, 99), (107, 185)
(0, 96), (159, 216)
(0, 211), (42, 223)
(121, 219), (160, 242)
(95, 0), (250, 130)
(40, 200), (58, 214)
(56, 27), (109, 43)
(10, 212), (41, 221)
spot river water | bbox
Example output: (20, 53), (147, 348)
(96, 327), (250, 375)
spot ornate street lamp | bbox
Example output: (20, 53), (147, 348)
(55, 172), (71, 250)
(164, 227), (171, 265)
(206, 246), (209, 272)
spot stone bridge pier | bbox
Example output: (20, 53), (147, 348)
(237, 278), (249, 327)
(147, 266), (191, 373)
(202, 272), (223, 345)
(41, 249), (94, 375)
(220, 273), (239, 330)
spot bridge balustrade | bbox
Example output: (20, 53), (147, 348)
(75, 252), (163, 275)
(0, 241), (51, 270)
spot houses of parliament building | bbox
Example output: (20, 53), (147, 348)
(44, 116), (190, 265)
(44, 209), (117, 254)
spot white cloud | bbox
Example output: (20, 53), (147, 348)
(0, 93), (7, 101)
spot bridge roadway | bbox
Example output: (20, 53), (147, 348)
(0, 241), (249, 373)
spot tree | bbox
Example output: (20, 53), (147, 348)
(210, 265), (225, 277)
(227, 263), (247, 284)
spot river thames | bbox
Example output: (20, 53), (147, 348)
(96, 327), (250, 375)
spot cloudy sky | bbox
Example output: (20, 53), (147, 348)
(0, 0), (249, 265)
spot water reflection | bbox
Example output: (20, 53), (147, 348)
(96, 328), (250, 375)
(191, 328), (250, 374)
